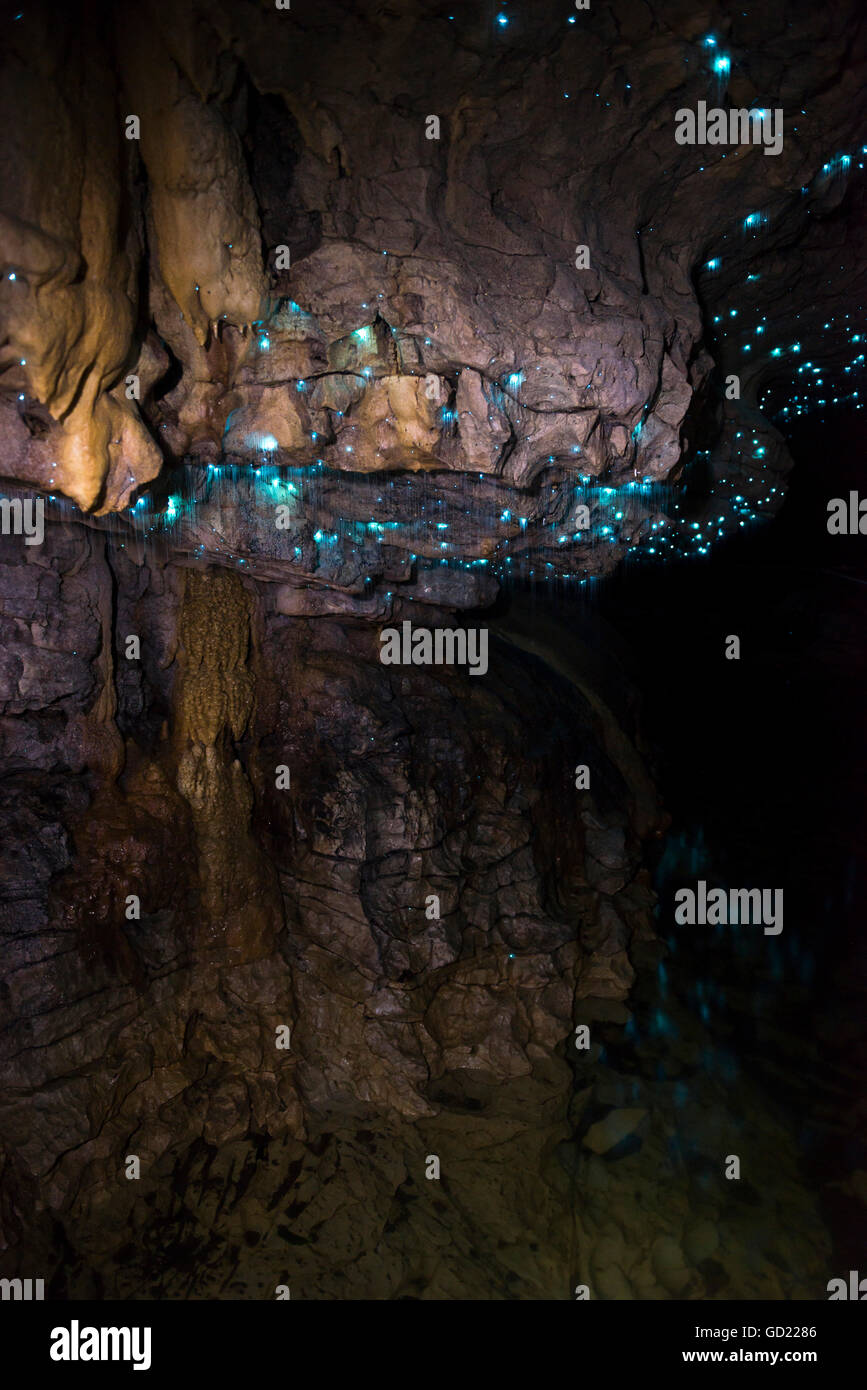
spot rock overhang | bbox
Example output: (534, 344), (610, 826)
(0, 0), (865, 605)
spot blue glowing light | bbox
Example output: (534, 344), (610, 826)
(714, 55), (731, 75)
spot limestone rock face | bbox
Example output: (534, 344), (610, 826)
(0, 3), (265, 511)
(0, 0), (861, 1302)
(123, 4), (266, 345)
(2, 0), (863, 588)
(0, 514), (836, 1298)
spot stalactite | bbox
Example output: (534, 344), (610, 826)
(174, 568), (280, 959)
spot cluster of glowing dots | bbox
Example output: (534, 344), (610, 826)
(766, 317), (866, 421)
(701, 35), (730, 76)
(115, 362), (789, 575)
(121, 126), (866, 573)
(698, 141), (866, 421)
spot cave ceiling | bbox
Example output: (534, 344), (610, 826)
(1, 0), (865, 611)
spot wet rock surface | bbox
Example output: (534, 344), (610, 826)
(0, 519), (838, 1298)
(2, 1), (865, 586)
(0, 0), (864, 1301)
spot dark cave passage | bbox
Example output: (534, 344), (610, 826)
(592, 407), (867, 1270)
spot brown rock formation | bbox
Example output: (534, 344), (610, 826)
(0, 0), (863, 1302)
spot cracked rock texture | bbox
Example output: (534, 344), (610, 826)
(0, 520), (833, 1296)
(1, 0), (865, 586)
(0, 0), (862, 1299)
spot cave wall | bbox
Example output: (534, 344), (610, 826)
(0, 512), (671, 1296)
(1, 0), (862, 1299)
(4, 0), (864, 581)
(0, 511), (834, 1299)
